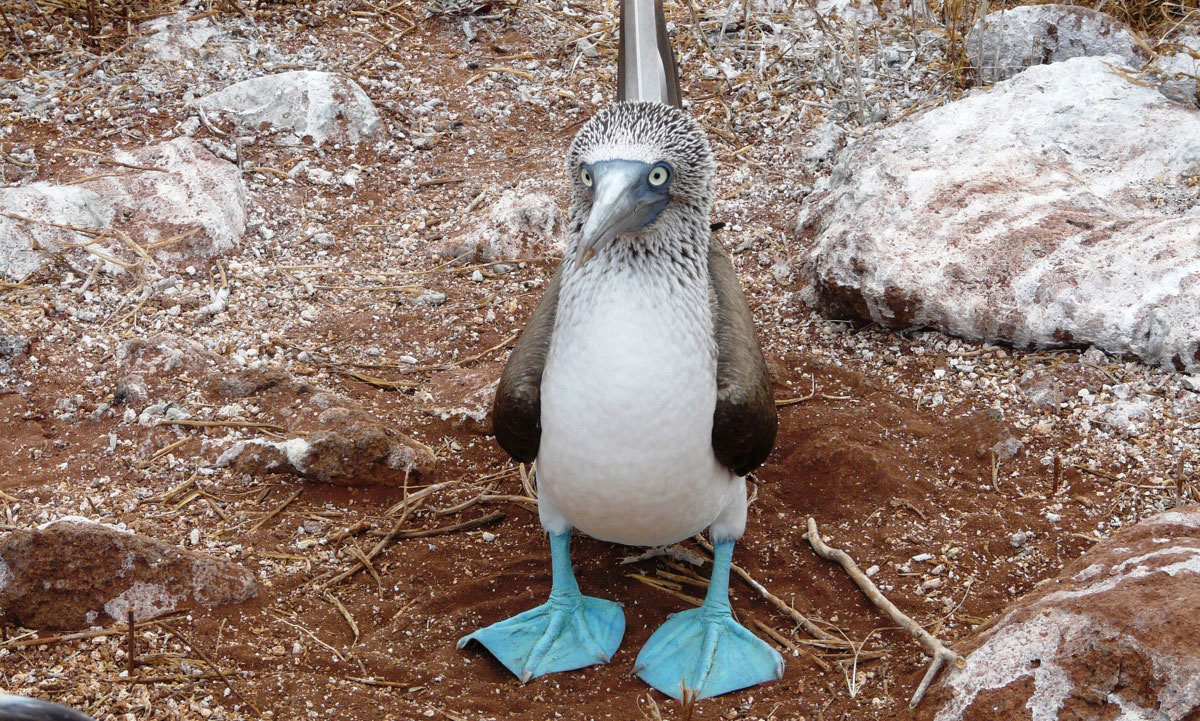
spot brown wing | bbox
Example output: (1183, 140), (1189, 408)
(708, 237), (777, 476)
(491, 268), (563, 463)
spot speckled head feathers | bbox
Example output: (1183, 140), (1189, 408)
(567, 102), (715, 220)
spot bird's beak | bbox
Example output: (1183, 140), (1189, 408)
(577, 161), (664, 264)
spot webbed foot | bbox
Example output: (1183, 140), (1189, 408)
(457, 530), (625, 682)
(458, 594), (624, 681)
(633, 538), (783, 699)
(634, 605), (783, 699)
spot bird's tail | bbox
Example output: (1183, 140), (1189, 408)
(616, 0), (682, 107)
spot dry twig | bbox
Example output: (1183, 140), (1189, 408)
(804, 517), (964, 707)
(158, 621), (261, 716)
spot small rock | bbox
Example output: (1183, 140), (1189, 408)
(216, 403), (245, 418)
(0, 334), (28, 377)
(990, 436), (1024, 462)
(194, 71), (385, 148)
(217, 407), (436, 487)
(216, 367), (291, 399)
(1080, 346), (1110, 367)
(1010, 531), (1029, 548)
(306, 167), (334, 185)
(433, 184), (563, 262)
(1093, 397), (1152, 438)
(0, 520), (256, 631)
(415, 292), (447, 307)
(420, 367), (498, 433)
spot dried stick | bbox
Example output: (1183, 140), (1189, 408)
(804, 517), (964, 708)
(126, 609), (137, 677)
(695, 536), (837, 642)
(325, 483), (446, 588)
(158, 621), (261, 716)
(323, 591), (360, 643)
(0, 614), (185, 650)
(248, 489), (302, 533)
(365, 511), (505, 540)
(752, 618), (830, 672)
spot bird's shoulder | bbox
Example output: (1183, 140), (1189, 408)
(707, 236), (777, 477)
(492, 267), (563, 463)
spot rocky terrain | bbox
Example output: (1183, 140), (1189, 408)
(0, 0), (1198, 720)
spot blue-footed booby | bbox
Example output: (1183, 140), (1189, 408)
(458, 0), (781, 700)
(0, 694), (96, 721)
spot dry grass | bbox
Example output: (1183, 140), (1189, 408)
(0, 0), (261, 50)
(919, 0), (1200, 89)
(1074, 0), (1200, 37)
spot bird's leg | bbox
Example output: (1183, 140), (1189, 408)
(458, 531), (625, 682)
(634, 538), (784, 700)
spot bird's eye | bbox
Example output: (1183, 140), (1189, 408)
(580, 168), (593, 187)
(648, 164), (671, 187)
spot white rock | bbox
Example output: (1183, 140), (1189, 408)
(435, 184), (563, 262)
(1093, 397), (1152, 437)
(0, 184), (113, 280)
(194, 71), (384, 148)
(139, 11), (229, 62)
(1153, 28), (1200, 107)
(967, 4), (1148, 82)
(82, 137), (246, 263)
(799, 57), (1200, 373)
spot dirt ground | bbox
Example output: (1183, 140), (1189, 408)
(1, 2), (1197, 720)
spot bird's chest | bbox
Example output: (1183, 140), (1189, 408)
(543, 268), (716, 452)
(536, 265), (732, 545)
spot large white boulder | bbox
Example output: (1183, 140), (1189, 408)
(84, 137), (245, 261)
(435, 184), (564, 262)
(82, 137), (246, 263)
(967, 4), (1149, 82)
(138, 10), (232, 63)
(797, 56), (1200, 372)
(194, 71), (384, 147)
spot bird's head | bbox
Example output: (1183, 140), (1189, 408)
(567, 101), (714, 264)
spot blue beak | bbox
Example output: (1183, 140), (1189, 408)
(577, 160), (669, 263)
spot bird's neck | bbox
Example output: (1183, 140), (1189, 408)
(564, 211), (710, 281)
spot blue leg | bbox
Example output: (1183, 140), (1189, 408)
(457, 531), (625, 682)
(634, 539), (784, 699)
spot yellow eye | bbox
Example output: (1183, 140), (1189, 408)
(648, 165), (670, 187)
(580, 168), (593, 187)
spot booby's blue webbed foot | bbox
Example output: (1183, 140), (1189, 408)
(457, 531), (625, 682)
(634, 539), (784, 699)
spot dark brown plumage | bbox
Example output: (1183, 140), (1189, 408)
(492, 267), (561, 464)
(707, 239), (777, 476)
